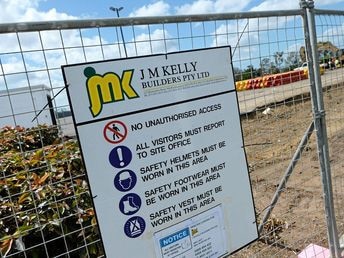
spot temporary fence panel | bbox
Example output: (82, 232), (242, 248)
(0, 2), (343, 258)
(314, 8), (344, 257)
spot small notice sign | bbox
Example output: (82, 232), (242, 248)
(154, 205), (227, 258)
(62, 46), (258, 258)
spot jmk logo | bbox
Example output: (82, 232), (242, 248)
(84, 67), (139, 117)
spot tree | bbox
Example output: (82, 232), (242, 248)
(259, 57), (280, 75)
(273, 51), (284, 69)
(300, 46), (306, 63)
(242, 65), (259, 80)
(285, 51), (300, 70)
(260, 58), (273, 75)
(233, 67), (243, 81)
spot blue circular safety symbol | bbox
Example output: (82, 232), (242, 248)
(124, 216), (146, 238)
(119, 193), (142, 216)
(109, 145), (132, 168)
(114, 170), (137, 192)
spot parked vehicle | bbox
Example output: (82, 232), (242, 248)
(294, 62), (325, 75)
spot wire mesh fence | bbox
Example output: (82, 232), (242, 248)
(314, 7), (344, 254)
(0, 3), (343, 258)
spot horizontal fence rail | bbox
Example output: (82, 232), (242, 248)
(0, 10), (304, 33)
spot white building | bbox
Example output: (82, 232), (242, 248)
(56, 111), (76, 137)
(0, 85), (56, 128)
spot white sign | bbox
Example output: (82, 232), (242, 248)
(154, 205), (227, 258)
(62, 47), (258, 258)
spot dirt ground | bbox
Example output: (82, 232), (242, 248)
(232, 81), (344, 257)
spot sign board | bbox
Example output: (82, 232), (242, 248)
(62, 46), (258, 258)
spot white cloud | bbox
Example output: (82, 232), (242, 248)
(0, 0), (105, 108)
(2, 0), (40, 21)
(318, 22), (344, 49)
(126, 29), (178, 56)
(1, 55), (25, 74)
(23, 7), (76, 22)
(175, 0), (251, 15)
(317, 0), (344, 5)
(250, 0), (298, 11)
(249, 0), (344, 11)
(0, 0), (76, 23)
(129, 1), (171, 17)
(176, 0), (214, 14)
(211, 21), (259, 64)
(214, 0), (251, 11)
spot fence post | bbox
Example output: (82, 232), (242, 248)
(300, 0), (341, 257)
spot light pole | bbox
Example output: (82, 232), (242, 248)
(109, 6), (128, 58)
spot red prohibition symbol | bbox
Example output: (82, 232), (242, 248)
(103, 120), (128, 144)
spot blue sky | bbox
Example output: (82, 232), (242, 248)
(1, 0), (344, 23)
(1, 0), (344, 109)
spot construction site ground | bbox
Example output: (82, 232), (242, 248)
(234, 68), (344, 257)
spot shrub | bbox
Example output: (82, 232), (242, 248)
(0, 126), (103, 257)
